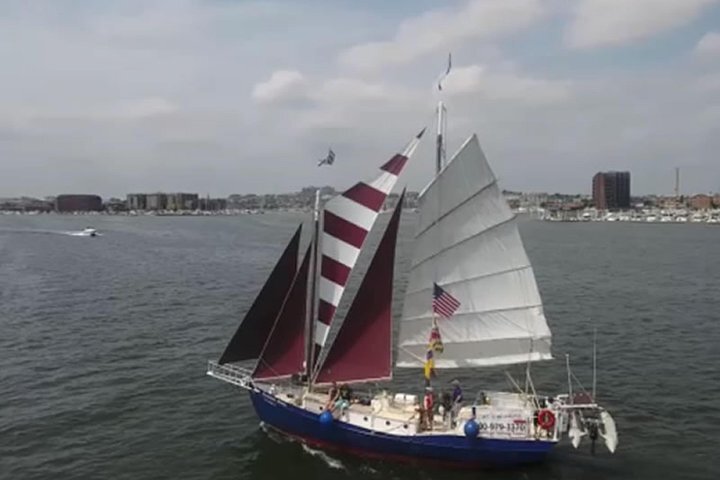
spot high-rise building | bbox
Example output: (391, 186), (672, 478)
(592, 171), (630, 210)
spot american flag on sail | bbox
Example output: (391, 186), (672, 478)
(432, 283), (460, 318)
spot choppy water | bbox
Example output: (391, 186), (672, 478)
(0, 214), (718, 480)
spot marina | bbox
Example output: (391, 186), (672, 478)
(539, 208), (720, 224)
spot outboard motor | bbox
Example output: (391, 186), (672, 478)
(588, 422), (599, 455)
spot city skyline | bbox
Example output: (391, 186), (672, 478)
(2, 170), (720, 202)
(1, 1), (719, 197)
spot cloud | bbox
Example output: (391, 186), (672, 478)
(339, 0), (547, 71)
(1, 0), (719, 198)
(252, 72), (397, 106)
(442, 65), (572, 104)
(251, 70), (307, 104)
(566, 0), (719, 49)
(101, 97), (179, 120)
(694, 31), (720, 59)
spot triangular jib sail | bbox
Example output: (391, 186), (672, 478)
(397, 135), (552, 368)
(253, 242), (312, 380)
(218, 225), (301, 364)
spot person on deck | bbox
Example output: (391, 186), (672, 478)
(423, 387), (435, 431)
(334, 383), (352, 415)
(440, 390), (453, 428)
(325, 381), (340, 411)
(451, 379), (463, 426)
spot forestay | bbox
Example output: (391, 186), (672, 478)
(397, 134), (552, 368)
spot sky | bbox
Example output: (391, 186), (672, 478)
(1, 0), (719, 198)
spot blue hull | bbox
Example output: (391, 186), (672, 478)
(249, 390), (556, 468)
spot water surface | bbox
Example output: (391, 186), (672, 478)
(0, 214), (717, 479)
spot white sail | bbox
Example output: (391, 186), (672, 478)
(397, 134), (552, 368)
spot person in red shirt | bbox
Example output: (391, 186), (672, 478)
(423, 387), (435, 431)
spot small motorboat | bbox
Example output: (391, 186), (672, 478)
(79, 227), (98, 237)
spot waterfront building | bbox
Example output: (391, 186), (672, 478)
(592, 171), (631, 210)
(105, 198), (127, 212)
(167, 193), (199, 211)
(126, 193), (147, 210)
(146, 193), (168, 211)
(690, 194), (712, 210)
(199, 197), (227, 211)
(0, 197), (53, 212)
(55, 194), (103, 212)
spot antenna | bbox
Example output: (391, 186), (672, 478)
(674, 167), (680, 199)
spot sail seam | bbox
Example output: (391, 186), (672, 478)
(400, 335), (552, 346)
(401, 303), (544, 322)
(415, 178), (496, 239)
(410, 214), (517, 270)
(403, 264), (533, 296)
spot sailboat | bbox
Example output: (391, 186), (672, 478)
(207, 102), (618, 468)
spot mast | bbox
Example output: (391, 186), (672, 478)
(435, 101), (447, 174)
(305, 189), (321, 384)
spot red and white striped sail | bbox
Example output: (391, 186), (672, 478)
(315, 129), (424, 350)
(314, 191), (405, 385)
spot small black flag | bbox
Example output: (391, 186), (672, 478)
(317, 149), (335, 167)
(438, 53), (452, 91)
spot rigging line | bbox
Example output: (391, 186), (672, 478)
(570, 370), (590, 394)
(398, 345), (427, 364)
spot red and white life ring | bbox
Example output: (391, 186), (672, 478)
(537, 409), (556, 430)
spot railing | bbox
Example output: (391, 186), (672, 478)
(206, 360), (254, 390)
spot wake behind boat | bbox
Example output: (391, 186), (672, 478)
(207, 100), (618, 468)
(68, 227), (99, 237)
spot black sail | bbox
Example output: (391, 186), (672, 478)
(218, 225), (301, 364)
